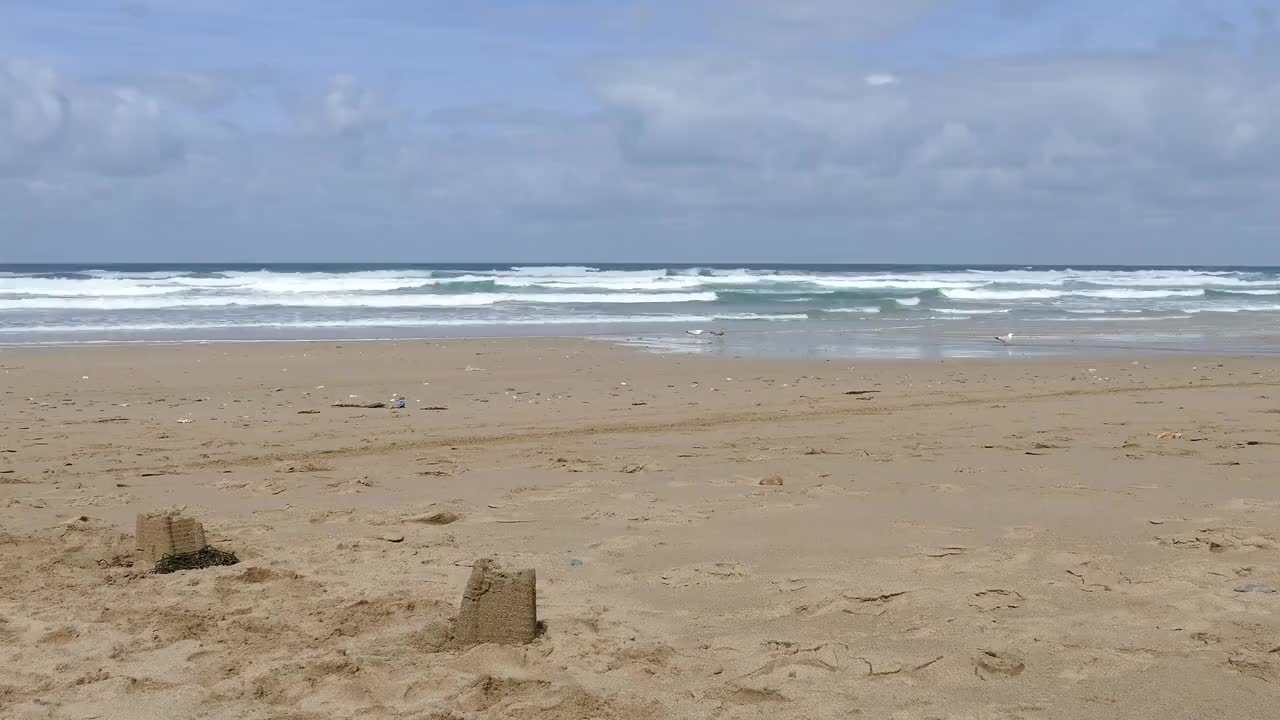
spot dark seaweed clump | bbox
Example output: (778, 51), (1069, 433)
(154, 546), (240, 574)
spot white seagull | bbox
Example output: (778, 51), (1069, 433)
(994, 332), (1014, 346)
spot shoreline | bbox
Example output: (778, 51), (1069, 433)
(4, 319), (1280, 360)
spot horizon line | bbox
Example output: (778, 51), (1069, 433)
(4, 261), (1280, 269)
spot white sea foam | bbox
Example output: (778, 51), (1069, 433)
(0, 291), (719, 311)
(1075, 289), (1205, 299)
(1186, 305), (1280, 314)
(1043, 315), (1195, 322)
(494, 276), (706, 290)
(942, 288), (1064, 300)
(0, 311), (807, 334)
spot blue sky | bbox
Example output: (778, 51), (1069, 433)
(1, 0), (1278, 263)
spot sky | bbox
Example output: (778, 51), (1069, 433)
(1, 0), (1278, 264)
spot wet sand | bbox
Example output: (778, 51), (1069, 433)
(2, 339), (1278, 719)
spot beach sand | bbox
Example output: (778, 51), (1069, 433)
(2, 340), (1278, 719)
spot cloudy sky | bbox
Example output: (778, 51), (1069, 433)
(2, 0), (1278, 263)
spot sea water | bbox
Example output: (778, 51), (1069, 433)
(3, 263), (1279, 357)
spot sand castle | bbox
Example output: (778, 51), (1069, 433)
(135, 512), (208, 562)
(456, 558), (538, 646)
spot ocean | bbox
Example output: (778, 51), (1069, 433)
(4, 263), (1280, 357)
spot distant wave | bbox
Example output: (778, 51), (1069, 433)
(933, 308), (1010, 314)
(1208, 288), (1280, 296)
(0, 291), (720, 311)
(1075, 289), (1205, 299)
(942, 288), (1064, 300)
(0, 312), (808, 334)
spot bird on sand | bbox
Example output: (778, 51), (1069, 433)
(994, 332), (1014, 346)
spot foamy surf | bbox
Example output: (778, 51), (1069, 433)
(2, 263), (1278, 343)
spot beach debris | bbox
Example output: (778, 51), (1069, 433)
(279, 461), (333, 473)
(855, 653), (942, 676)
(297, 409), (320, 414)
(378, 533), (405, 543)
(973, 649), (1025, 679)
(410, 510), (460, 525)
(331, 401), (386, 409)
(843, 390), (879, 396)
(848, 589), (909, 605)
(970, 589), (1025, 611)
(1156, 431), (1184, 440)
(569, 558), (584, 567)
(154, 547), (239, 574)
(455, 558), (538, 646)
(176, 417), (193, 424)
(759, 475), (785, 486)
(420, 406), (449, 411)
(1234, 582), (1276, 594)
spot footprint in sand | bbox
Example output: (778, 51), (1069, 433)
(973, 649), (1025, 680)
(1157, 527), (1276, 552)
(1226, 646), (1280, 682)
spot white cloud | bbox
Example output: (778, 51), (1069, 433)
(864, 73), (899, 87)
(295, 75), (391, 137)
(0, 60), (70, 174)
(0, 59), (183, 177)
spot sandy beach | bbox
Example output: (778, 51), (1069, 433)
(2, 339), (1278, 719)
